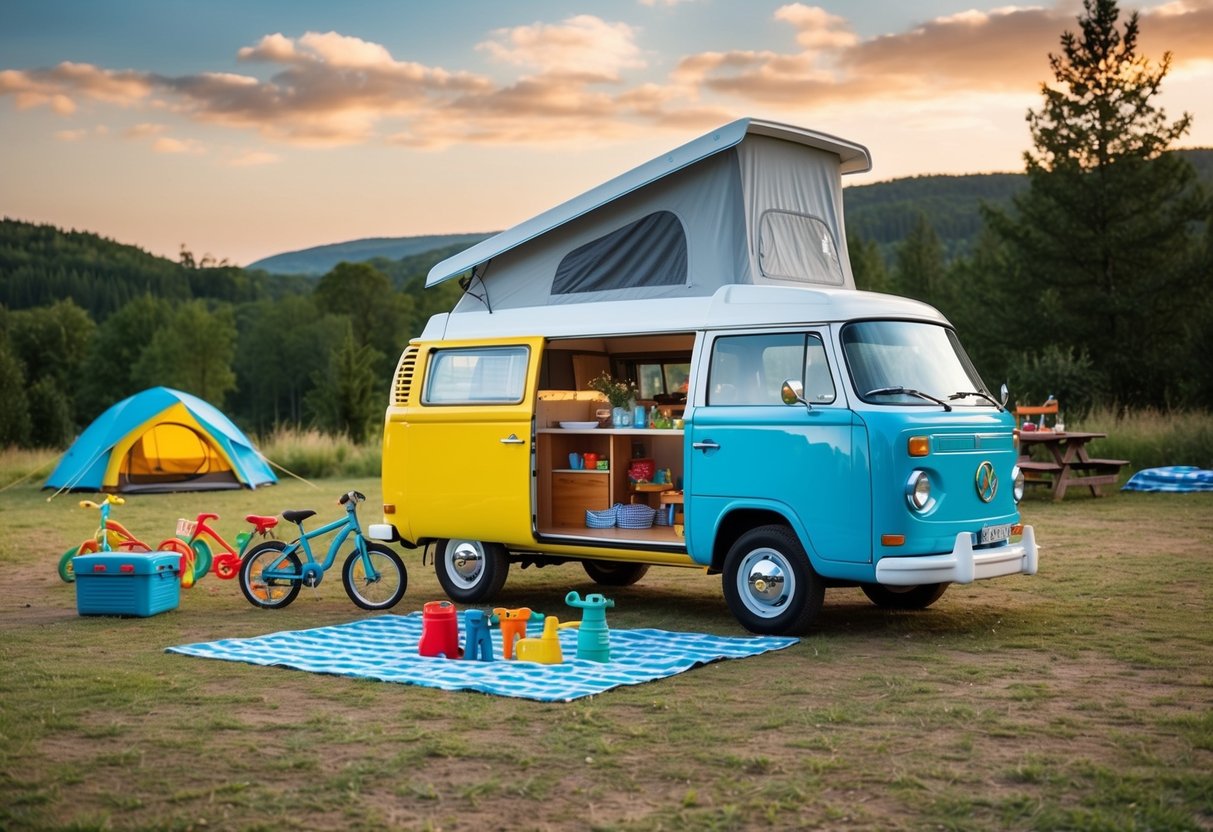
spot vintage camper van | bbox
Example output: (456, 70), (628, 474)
(371, 118), (1038, 635)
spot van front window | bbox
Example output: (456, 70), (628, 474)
(842, 321), (988, 407)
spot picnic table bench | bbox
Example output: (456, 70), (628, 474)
(1016, 430), (1128, 500)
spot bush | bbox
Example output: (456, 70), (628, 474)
(1078, 407), (1213, 471)
(256, 428), (381, 480)
(1008, 345), (1105, 420)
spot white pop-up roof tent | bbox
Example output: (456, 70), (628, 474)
(427, 118), (871, 313)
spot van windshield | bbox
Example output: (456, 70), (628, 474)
(841, 321), (989, 407)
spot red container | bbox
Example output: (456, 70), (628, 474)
(418, 600), (462, 658)
(627, 458), (655, 482)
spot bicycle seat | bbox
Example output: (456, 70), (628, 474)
(245, 514), (279, 534)
(243, 514), (278, 533)
(282, 509), (316, 525)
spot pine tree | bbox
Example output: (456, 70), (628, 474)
(893, 212), (945, 305)
(985, 0), (1207, 406)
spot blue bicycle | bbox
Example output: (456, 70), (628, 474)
(238, 491), (407, 611)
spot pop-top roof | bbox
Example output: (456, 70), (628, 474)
(426, 118), (871, 288)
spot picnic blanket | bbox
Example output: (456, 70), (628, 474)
(1122, 466), (1213, 493)
(167, 613), (798, 702)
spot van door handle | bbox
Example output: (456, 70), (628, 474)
(500, 434), (526, 445)
(692, 440), (720, 452)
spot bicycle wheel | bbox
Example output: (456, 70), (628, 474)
(342, 543), (407, 611)
(58, 546), (80, 583)
(213, 552), (241, 580)
(239, 540), (302, 609)
(190, 540), (213, 582)
(158, 539), (197, 588)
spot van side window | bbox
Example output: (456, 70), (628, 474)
(423, 346), (529, 405)
(707, 333), (834, 405)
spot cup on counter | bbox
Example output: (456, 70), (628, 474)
(568, 452), (583, 469)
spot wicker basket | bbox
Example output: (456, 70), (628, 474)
(617, 503), (656, 529)
(585, 505), (619, 529)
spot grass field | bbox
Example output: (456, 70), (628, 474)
(1, 478), (1211, 831)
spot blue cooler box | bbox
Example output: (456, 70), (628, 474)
(72, 552), (181, 617)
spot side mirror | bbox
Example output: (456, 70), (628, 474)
(781, 379), (811, 411)
(999, 383), (1009, 409)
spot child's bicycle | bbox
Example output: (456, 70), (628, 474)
(238, 491), (407, 611)
(157, 512), (280, 584)
(57, 495), (152, 582)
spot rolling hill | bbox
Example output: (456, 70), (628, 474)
(245, 233), (491, 275)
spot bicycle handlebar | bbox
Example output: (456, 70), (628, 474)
(79, 500), (99, 510)
(338, 491), (366, 506)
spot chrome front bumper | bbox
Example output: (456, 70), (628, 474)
(874, 525), (1039, 586)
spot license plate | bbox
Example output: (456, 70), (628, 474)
(979, 524), (1012, 545)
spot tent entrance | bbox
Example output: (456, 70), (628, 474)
(118, 422), (241, 493)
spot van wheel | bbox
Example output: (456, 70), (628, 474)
(582, 560), (649, 586)
(722, 525), (823, 636)
(435, 539), (509, 603)
(861, 583), (947, 610)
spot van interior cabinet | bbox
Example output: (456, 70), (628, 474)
(536, 424), (683, 541)
(550, 471), (610, 527)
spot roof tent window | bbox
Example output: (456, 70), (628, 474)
(553, 210), (687, 295)
(758, 210), (845, 285)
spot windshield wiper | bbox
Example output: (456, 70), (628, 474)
(948, 390), (1005, 411)
(864, 386), (952, 411)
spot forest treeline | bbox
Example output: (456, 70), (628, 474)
(2, 0), (1211, 450)
(0, 219), (468, 447)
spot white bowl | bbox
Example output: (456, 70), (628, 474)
(559, 421), (599, 429)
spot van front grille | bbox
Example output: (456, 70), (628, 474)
(392, 346), (419, 405)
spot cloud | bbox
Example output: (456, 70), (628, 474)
(151, 136), (205, 154)
(477, 15), (645, 79)
(2, 4), (1210, 151)
(223, 149), (280, 167)
(0, 62), (151, 113)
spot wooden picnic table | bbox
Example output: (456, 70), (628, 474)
(1016, 430), (1128, 500)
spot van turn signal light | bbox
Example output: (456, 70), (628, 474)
(907, 436), (930, 457)
(383, 504), (396, 515)
(881, 534), (905, 547)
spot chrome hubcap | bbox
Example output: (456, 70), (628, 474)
(450, 542), (483, 583)
(739, 548), (793, 618)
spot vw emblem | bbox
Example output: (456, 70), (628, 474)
(975, 461), (998, 503)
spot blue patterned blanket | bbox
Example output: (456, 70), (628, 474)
(167, 613), (798, 702)
(1122, 466), (1213, 493)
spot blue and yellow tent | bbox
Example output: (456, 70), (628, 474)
(45, 387), (277, 493)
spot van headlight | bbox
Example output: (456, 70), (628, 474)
(1012, 465), (1025, 503)
(905, 470), (934, 512)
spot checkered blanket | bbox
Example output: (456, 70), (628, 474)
(167, 613), (798, 702)
(1122, 466), (1213, 493)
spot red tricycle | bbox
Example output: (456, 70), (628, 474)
(157, 512), (280, 585)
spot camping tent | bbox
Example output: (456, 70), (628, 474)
(44, 387), (277, 493)
(425, 117), (872, 313)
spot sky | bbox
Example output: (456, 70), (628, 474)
(2, 0), (1211, 267)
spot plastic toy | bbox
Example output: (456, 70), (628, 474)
(492, 607), (543, 659)
(463, 609), (493, 661)
(565, 591), (615, 662)
(237, 491), (407, 611)
(515, 615), (565, 664)
(419, 600), (462, 658)
(58, 495), (151, 583)
(157, 512), (279, 583)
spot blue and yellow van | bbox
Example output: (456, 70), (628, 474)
(370, 119), (1038, 634)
